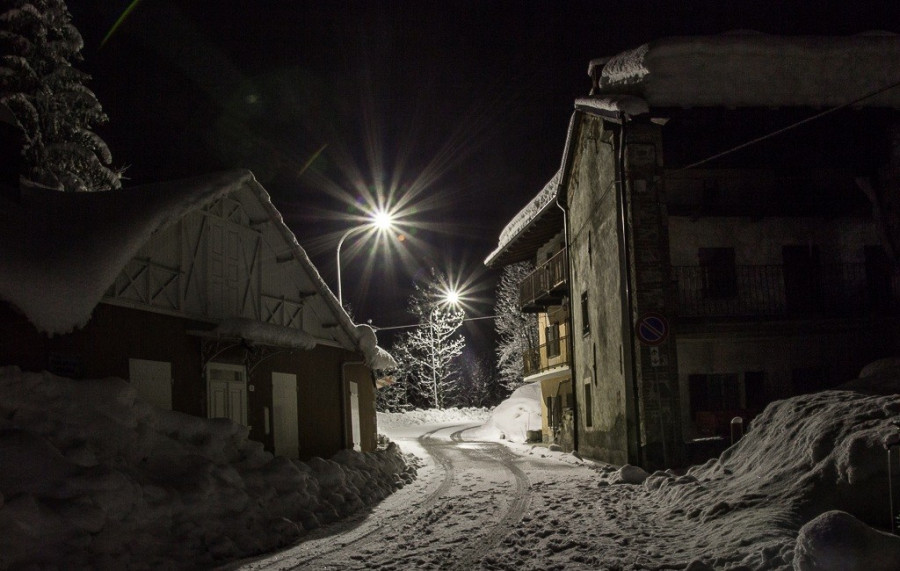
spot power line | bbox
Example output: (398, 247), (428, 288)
(372, 315), (498, 331)
(678, 77), (900, 172)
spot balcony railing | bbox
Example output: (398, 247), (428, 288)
(520, 248), (568, 312)
(673, 263), (900, 318)
(523, 335), (570, 377)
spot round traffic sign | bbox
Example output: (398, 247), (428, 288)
(636, 312), (669, 346)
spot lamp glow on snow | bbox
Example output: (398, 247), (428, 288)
(336, 208), (395, 306)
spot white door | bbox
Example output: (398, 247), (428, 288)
(272, 372), (299, 459)
(349, 381), (361, 451)
(207, 363), (247, 425)
(128, 359), (172, 410)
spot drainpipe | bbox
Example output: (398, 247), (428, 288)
(616, 113), (643, 467)
(556, 111), (581, 452)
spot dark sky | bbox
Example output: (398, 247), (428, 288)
(67, 1), (897, 346)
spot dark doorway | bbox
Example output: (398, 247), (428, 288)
(782, 245), (821, 314)
(865, 245), (893, 311)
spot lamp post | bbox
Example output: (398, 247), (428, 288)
(336, 211), (394, 306)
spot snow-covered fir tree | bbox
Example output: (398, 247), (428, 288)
(454, 348), (501, 408)
(494, 262), (540, 393)
(374, 367), (411, 413)
(390, 269), (465, 409)
(0, 0), (121, 191)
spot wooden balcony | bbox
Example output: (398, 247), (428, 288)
(519, 248), (568, 313)
(523, 335), (570, 377)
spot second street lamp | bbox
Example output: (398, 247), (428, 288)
(336, 211), (394, 307)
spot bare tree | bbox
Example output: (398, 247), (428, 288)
(494, 262), (539, 393)
(390, 269), (465, 409)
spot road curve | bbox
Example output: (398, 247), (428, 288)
(221, 423), (535, 570)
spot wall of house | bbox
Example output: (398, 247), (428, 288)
(0, 302), (377, 459)
(565, 113), (632, 465)
(0, 302), (207, 414)
(669, 216), (879, 265)
(676, 321), (899, 441)
(623, 122), (684, 469)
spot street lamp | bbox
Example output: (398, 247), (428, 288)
(336, 210), (394, 306)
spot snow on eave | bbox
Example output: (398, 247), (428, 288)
(574, 95), (649, 118)
(0, 170), (256, 335)
(206, 318), (317, 350)
(594, 33), (900, 109)
(484, 170), (561, 267)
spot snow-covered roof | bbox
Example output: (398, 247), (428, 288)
(588, 33), (900, 109)
(484, 170), (561, 267)
(0, 170), (394, 369)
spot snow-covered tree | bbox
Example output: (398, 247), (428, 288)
(375, 372), (411, 413)
(0, 0), (121, 191)
(390, 269), (465, 409)
(454, 348), (502, 408)
(494, 262), (540, 393)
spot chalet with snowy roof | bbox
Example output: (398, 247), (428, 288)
(0, 170), (395, 459)
(490, 33), (900, 469)
(484, 172), (574, 451)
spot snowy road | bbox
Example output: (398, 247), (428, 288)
(221, 422), (598, 570)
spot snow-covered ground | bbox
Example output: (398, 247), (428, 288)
(3, 366), (900, 570)
(0, 366), (417, 570)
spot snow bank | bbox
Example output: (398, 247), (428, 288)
(0, 367), (417, 570)
(377, 406), (492, 429)
(586, 380), (900, 569)
(793, 510), (900, 571)
(467, 382), (542, 443)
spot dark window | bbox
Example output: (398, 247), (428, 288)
(584, 383), (593, 427)
(782, 245), (821, 314)
(792, 367), (824, 395)
(546, 397), (554, 427)
(581, 292), (590, 334)
(744, 371), (767, 411)
(546, 323), (561, 358)
(689, 373), (741, 418)
(699, 247), (737, 299)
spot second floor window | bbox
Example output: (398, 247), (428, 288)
(581, 292), (590, 334)
(699, 247), (737, 299)
(545, 323), (561, 358)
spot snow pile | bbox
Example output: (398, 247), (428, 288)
(794, 510), (900, 571)
(479, 379), (900, 570)
(377, 406), (492, 429)
(467, 382), (542, 443)
(0, 367), (417, 570)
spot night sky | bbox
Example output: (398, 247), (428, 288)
(67, 1), (897, 347)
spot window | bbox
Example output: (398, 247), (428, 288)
(545, 323), (561, 358)
(699, 247), (737, 299)
(744, 371), (767, 411)
(581, 292), (590, 334)
(546, 397), (554, 427)
(583, 381), (593, 427)
(688, 373), (741, 417)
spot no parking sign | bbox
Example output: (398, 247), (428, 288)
(636, 312), (669, 346)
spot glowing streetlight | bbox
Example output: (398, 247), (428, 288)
(336, 210), (394, 307)
(443, 289), (460, 307)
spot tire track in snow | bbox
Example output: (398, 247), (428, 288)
(449, 434), (532, 571)
(263, 423), (469, 569)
